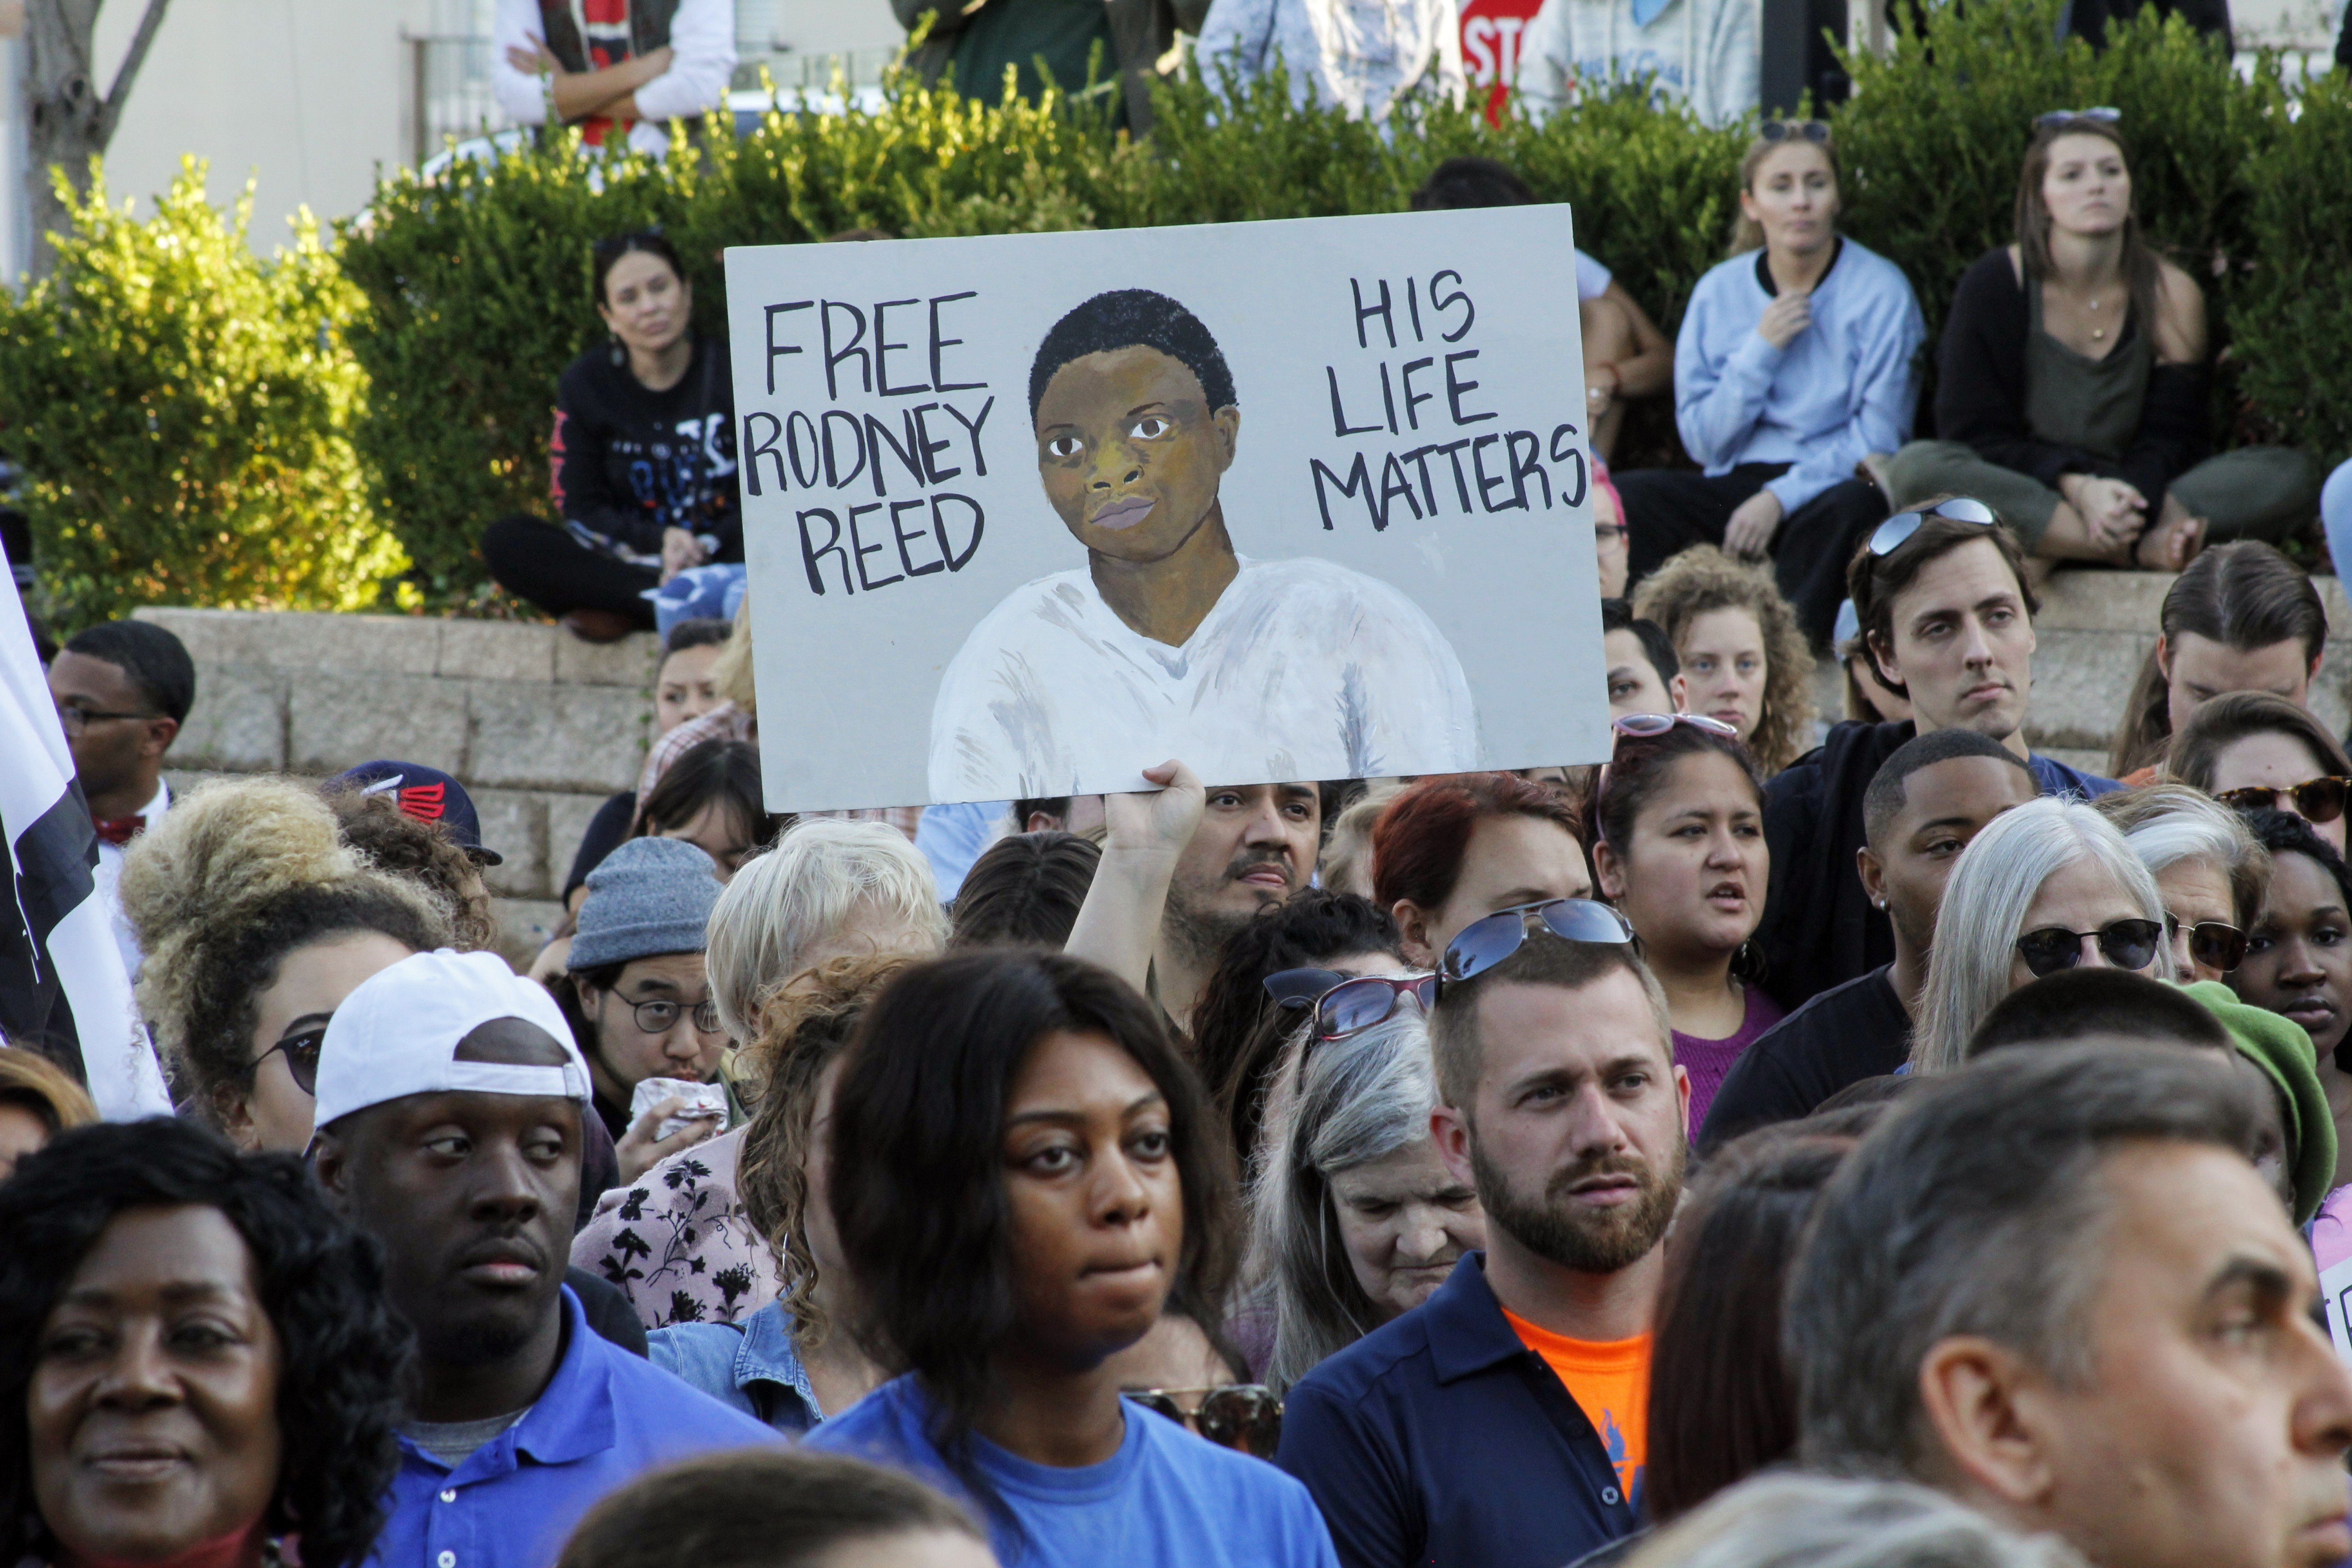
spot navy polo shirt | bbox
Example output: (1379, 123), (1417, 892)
(1275, 1253), (1640, 1568)
(373, 1286), (777, 1568)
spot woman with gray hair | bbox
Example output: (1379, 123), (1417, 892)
(1621, 1472), (2087, 1568)
(2097, 783), (2269, 984)
(1251, 1007), (1484, 1395)
(1912, 796), (2173, 1073)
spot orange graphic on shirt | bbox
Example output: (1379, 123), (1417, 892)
(1503, 1307), (1650, 1507)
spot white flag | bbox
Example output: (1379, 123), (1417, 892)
(0, 573), (172, 1118)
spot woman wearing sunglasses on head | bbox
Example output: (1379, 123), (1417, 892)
(1588, 715), (1782, 1136)
(119, 777), (449, 1153)
(1250, 1004), (1483, 1397)
(1886, 111), (2319, 573)
(2096, 784), (2267, 985)
(2166, 691), (2352, 857)
(1911, 796), (2173, 1074)
(808, 949), (1339, 1567)
(1614, 120), (1926, 650)
(2229, 809), (2352, 1195)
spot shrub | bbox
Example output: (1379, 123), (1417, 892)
(0, 159), (406, 630)
(2231, 70), (2352, 462)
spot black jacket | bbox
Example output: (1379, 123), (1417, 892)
(1932, 248), (2210, 516)
(551, 333), (741, 561)
(893, 0), (1212, 132)
(1757, 719), (1915, 1014)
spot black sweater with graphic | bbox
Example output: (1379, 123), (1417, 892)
(551, 333), (741, 561)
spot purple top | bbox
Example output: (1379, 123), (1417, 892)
(1674, 986), (1787, 1138)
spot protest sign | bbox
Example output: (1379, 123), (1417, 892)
(725, 206), (1609, 812)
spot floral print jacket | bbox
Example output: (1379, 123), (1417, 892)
(571, 1127), (779, 1328)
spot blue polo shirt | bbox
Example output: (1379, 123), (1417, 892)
(1276, 1254), (1640, 1568)
(373, 1287), (778, 1568)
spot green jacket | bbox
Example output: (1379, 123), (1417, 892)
(890, 0), (1213, 132)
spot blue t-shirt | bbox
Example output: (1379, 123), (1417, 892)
(807, 1375), (1339, 1568)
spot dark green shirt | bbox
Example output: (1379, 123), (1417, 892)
(948, 0), (1117, 108)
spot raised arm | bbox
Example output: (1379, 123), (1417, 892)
(1063, 761), (1204, 995)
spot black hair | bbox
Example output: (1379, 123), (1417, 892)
(1601, 596), (1680, 685)
(1965, 969), (2234, 1061)
(0, 1120), (409, 1568)
(948, 831), (1102, 950)
(1409, 155), (1535, 209)
(635, 736), (774, 849)
(62, 620), (196, 724)
(1860, 728), (2034, 850)
(555, 1449), (982, 1568)
(1013, 797), (1070, 830)
(1590, 720), (1764, 855)
(2233, 808), (2352, 1070)
(593, 230), (686, 310)
(663, 617), (733, 656)
(1028, 290), (1237, 424)
(1193, 891), (1402, 1170)
(828, 951), (1239, 1518)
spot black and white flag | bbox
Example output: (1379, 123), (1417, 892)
(0, 571), (171, 1118)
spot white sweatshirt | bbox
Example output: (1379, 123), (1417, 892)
(1511, 0), (1758, 127)
(492, 0), (738, 160)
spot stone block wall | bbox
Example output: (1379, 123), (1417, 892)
(134, 608), (661, 967)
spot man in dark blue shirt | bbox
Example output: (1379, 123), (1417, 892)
(1276, 921), (1689, 1568)
(309, 950), (774, 1568)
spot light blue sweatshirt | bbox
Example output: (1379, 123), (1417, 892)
(1673, 235), (1926, 515)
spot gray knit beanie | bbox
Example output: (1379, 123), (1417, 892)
(568, 838), (724, 970)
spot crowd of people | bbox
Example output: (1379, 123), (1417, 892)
(13, 85), (2352, 1568)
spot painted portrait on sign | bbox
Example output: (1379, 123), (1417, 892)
(928, 289), (1478, 800)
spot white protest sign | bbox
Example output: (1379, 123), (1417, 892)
(2323, 1254), (2352, 1363)
(725, 206), (1609, 812)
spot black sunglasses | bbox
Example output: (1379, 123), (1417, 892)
(258, 1027), (326, 1097)
(1130, 1385), (1284, 1458)
(1868, 496), (1998, 556)
(2215, 777), (2352, 827)
(1439, 898), (1635, 993)
(1761, 118), (1830, 142)
(2167, 916), (2249, 974)
(2015, 918), (2164, 979)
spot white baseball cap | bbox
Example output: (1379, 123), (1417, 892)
(313, 949), (592, 1130)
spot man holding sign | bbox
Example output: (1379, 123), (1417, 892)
(929, 289), (1478, 801)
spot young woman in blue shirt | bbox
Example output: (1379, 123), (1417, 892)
(1617, 124), (1926, 649)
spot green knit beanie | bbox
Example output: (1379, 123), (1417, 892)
(2181, 980), (2337, 1225)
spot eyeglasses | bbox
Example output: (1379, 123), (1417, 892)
(1129, 1385), (1283, 1458)
(1613, 712), (1738, 740)
(1867, 496), (1999, 557)
(1440, 898), (1635, 990)
(2167, 916), (2249, 973)
(617, 996), (725, 1035)
(1761, 118), (1830, 142)
(2015, 918), (2164, 979)
(54, 704), (159, 736)
(2215, 777), (2352, 826)
(257, 1028), (326, 1096)
(2036, 106), (2122, 128)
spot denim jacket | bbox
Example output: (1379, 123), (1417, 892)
(647, 1300), (823, 1434)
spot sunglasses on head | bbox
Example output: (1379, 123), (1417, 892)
(1867, 496), (1999, 557)
(2167, 916), (2248, 974)
(2036, 106), (2122, 128)
(1439, 898), (1635, 992)
(1761, 118), (1830, 143)
(1612, 711), (1738, 740)
(2015, 918), (2164, 979)
(259, 1027), (326, 1097)
(1130, 1385), (1283, 1458)
(2215, 776), (2352, 826)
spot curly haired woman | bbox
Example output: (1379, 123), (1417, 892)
(1632, 546), (1818, 777)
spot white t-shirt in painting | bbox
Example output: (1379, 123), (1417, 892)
(929, 555), (1479, 799)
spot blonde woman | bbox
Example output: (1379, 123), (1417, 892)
(1618, 121), (1926, 649)
(1632, 546), (1816, 777)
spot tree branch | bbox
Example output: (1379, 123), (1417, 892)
(93, 0), (168, 149)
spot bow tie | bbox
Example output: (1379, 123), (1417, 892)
(92, 814), (145, 847)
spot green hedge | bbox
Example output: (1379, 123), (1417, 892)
(0, 160), (407, 628)
(15, 0), (2347, 614)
